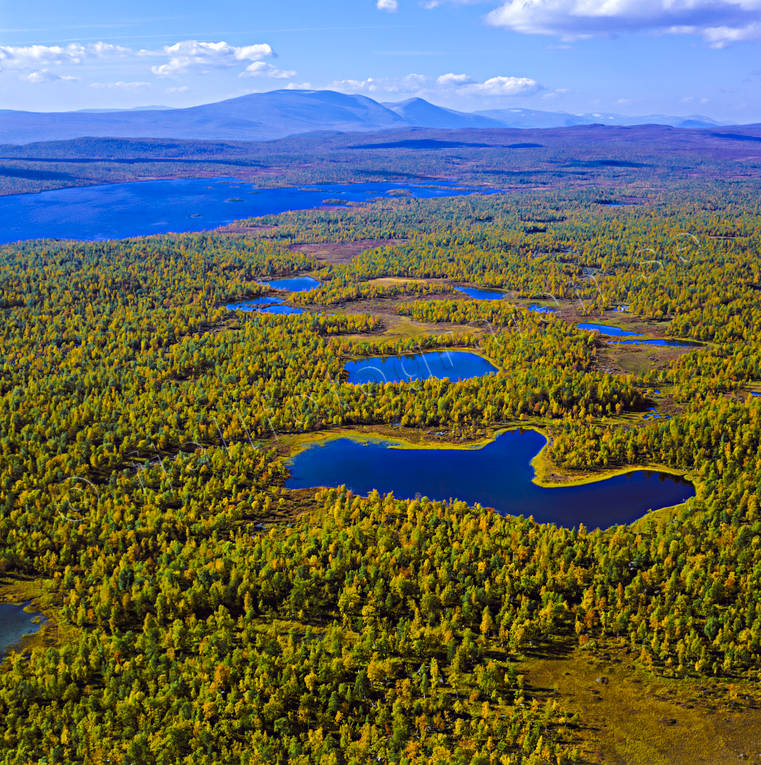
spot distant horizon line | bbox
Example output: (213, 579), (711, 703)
(1, 88), (752, 127)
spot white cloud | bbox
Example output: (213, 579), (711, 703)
(328, 73), (429, 94)
(0, 39), (289, 86)
(541, 87), (569, 99)
(377, 0), (399, 11)
(0, 42), (127, 72)
(403, 72), (428, 88)
(329, 77), (381, 93)
(24, 69), (78, 84)
(422, 0), (483, 7)
(435, 72), (541, 97)
(437, 72), (473, 86)
(90, 81), (151, 90)
(702, 20), (761, 45)
(151, 40), (274, 77)
(239, 61), (297, 79)
(325, 71), (541, 99)
(485, 0), (761, 46)
(464, 75), (540, 96)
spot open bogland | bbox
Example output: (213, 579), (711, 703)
(1, 186), (761, 764)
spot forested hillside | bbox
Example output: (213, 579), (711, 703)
(2, 122), (761, 196)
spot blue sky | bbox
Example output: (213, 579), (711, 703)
(1, 0), (760, 121)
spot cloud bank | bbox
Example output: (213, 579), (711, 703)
(485, 0), (761, 46)
(0, 39), (292, 84)
(329, 71), (540, 98)
(0, 43), (127, 72)
(0, 36), (540, 107)
(150, 41), (274, 77)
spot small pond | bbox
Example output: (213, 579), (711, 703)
(612, 338), (698, 348)
(642, 407), (671, 420)
(258, 276), (322, 292)
(454, 286), (505, 300)
(345, 350), (498, 384)
(258, 304), (305, 315)
(286, 429), (695, 529)
(224, 296), (305, 315)
(0, 603), (46, 656)
(528, 304), (556, 314)
(577, 323), (640, 337)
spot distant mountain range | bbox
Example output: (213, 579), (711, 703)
(384, 98), (505, 130)
(0, 89), (735, 145)
(473, 107), (722, 130)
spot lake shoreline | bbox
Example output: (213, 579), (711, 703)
(282, 425), (697, 528)
(0, 178), (503, 244)
(281, 421), (698, 496)
(0, 577), (54, 656)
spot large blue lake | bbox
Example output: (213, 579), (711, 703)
(346, 351), (497, 384)
(0, 179), (499, 244)
(286, 429), (695, 529)
(0, 603), (45, 655)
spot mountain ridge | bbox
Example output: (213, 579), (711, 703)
(0, 88), (737, 146)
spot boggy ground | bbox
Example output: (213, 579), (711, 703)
(290, 238), (408, 265)
(522, 639), (761, 764)
(0, 575), (76, 655)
